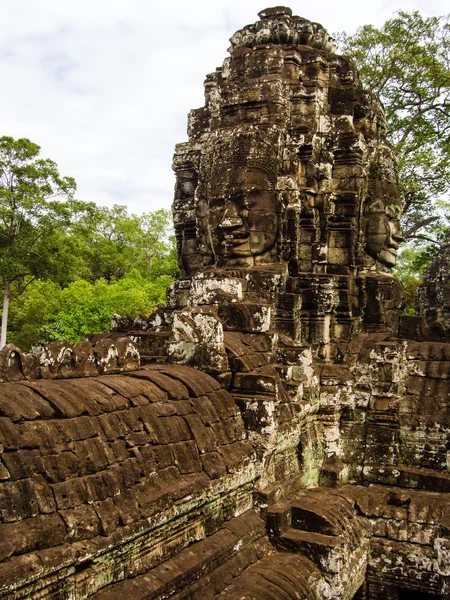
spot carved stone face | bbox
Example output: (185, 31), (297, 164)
(207, 168), (278, 263)
(364, 200), (403, 267)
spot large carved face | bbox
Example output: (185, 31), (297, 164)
(207, 168), (278, 264)
(364, 199), (403, 267)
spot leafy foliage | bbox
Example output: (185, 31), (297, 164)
(39, 270), (172, 345)
(338, 11), (450, 309)
(0, 136), (178, 349)
(0, 137), (81, 282)
(4, 202), (178, 350)
(393, 244), (439, 313)
(74, 205), (178, 282)
(8, 271), (173, 350)
(393, 198), (450, 312)
(0, 136), (87, 347)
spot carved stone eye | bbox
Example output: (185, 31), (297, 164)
(241, 201), (250, 218)
(209, 198), (225, 211)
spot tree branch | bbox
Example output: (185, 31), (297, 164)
(403, 216), (440, 239)
(408, 233), (440, 245)
(396, 101), (450, 148)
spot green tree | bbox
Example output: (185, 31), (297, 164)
(393, 244), (439, 313)
(0, 136), (83, 348)
(8, 270), (172, 349)
(6, 279), (62, 350)
(126, 209), (178, 279)
(75, 205), (178, 283)
(0, 138), (178, 350)
(338, 11), (450, 244)
(4, 199), (179, 349)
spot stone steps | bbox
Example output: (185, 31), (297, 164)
(276, 528), (343, 559)
(266, 489), (370, 563)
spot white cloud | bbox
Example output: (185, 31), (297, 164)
(1, 0), (448, 214)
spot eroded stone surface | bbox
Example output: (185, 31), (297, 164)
(0, 338), (140, 382)
(417, 237), (450, 341)
(0, 7), (449, 600)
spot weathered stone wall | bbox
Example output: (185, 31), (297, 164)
(0, 365), (257, 598)
(0, 339), (140, 382)
(337, 336), (450, 493)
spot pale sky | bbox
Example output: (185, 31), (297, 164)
(1, 0), (448, 215)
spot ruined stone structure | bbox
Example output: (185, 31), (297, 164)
(417, 239), (450, 341)
(172, 5), (404, 357)
(1, 7), (449, 600)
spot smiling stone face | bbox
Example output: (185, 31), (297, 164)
(172, 6), (405, 285)
(169, 7), (407, 345)
(207, 168), (278, 266)
(364, 200), (403, 267)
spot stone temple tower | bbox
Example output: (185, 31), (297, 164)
(171, 6), (404, 359)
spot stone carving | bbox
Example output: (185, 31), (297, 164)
(0, 7), (449, 600)
(172, 4), (405, 356)
(417, 236), (450, 339)
(207, 166), (278, 266)
(0, 344), (38, 382)
(229, 6), (335, 52)
(363, 146), (403, 268)
(173, 9), (402, 280)
(0, 338), (140, 381)
(364, 199), (402, 267)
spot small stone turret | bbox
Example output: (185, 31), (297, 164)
(417, 239), (450, 340)
(231, 6), (335, 52)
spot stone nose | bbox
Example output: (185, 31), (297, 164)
(219, 205), (244, 229)
(389, 219), (404, 245)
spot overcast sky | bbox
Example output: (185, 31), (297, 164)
(1, 0), (448, 215)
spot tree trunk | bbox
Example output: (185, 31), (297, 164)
(0, 279), (10, 350)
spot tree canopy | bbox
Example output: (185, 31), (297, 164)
(74, 204), (178, 282)
(0, 137), (178, 350)
(0, 136), (82, 348)
(8, 271), (173, 350)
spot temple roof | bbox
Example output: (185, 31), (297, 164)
(228, 6), (335, 53)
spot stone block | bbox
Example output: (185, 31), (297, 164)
(201, 452), (227, 479)
(172, 441), (202, 474)
(60, 504), (101, 541)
